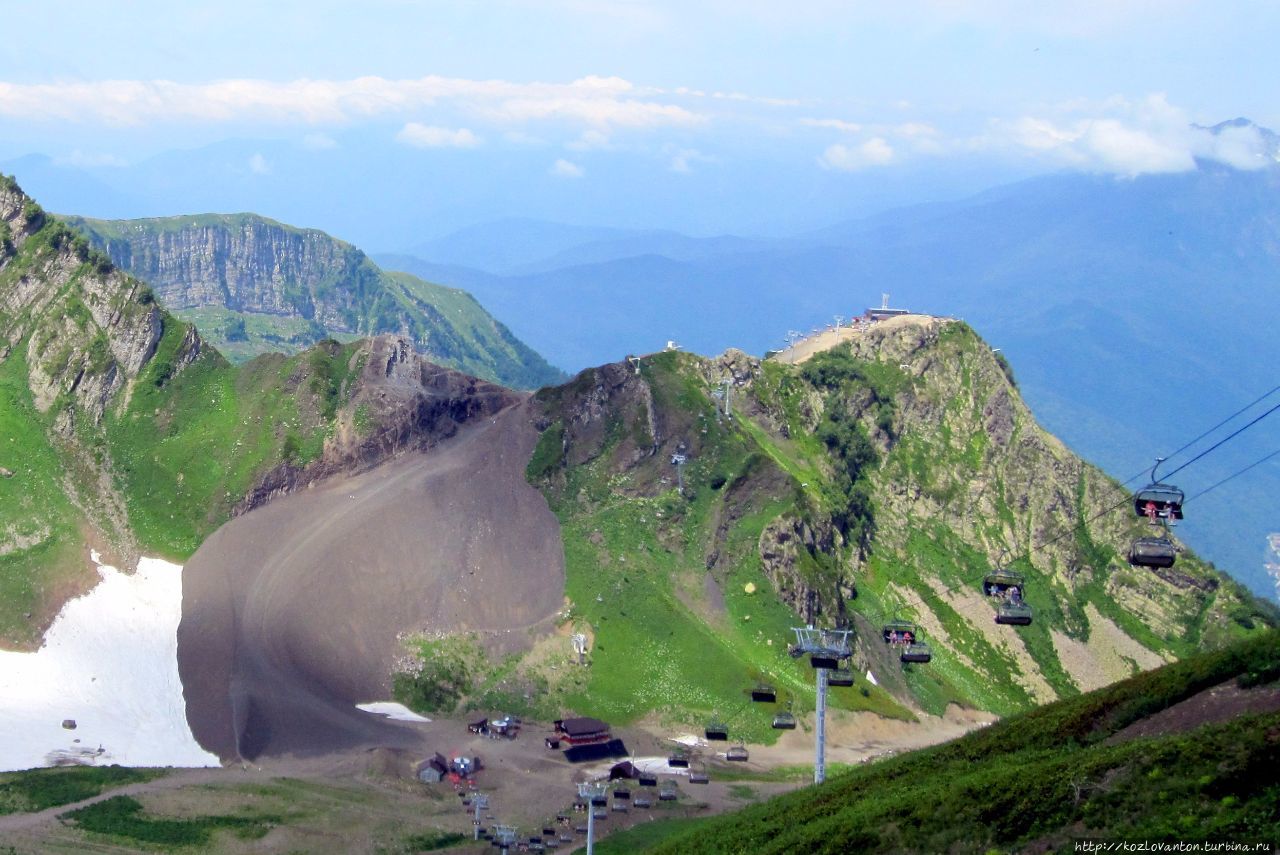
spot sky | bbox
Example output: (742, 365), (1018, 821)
(2, 1), (1278, 244)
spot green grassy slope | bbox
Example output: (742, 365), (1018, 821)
(0, 178), (379, 643)
(492, 323), (1275, 736)
(645, 630), (1280, 854)
(65, 214), (563, 390)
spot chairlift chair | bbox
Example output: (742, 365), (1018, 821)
(771, 710), (797, 730)
(689, 766), (710, 784)
(751, 683), (778, 703)
(882, 619), (916, 644)
(810, 652), (840, 669)
(828, 667), (855, 687)
(589, 793), (608, 807)
(995, 601), (1033, 626)
(901, 640), (933, 664)
(1128, 536), (1177, 568)
(667, 749), (690, 768)
(982, 569), (1025, 598)
(638, 772), (658, 787)
(1133, 483), (1185, 521)
(726, 744), (750, 762)
(704, 720), (729, 741)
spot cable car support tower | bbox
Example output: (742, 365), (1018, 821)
(791, 625), (854, 785)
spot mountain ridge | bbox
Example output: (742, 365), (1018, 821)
(65, 212), (564, 390)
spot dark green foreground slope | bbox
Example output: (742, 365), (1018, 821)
(637, 630), (1280, 854)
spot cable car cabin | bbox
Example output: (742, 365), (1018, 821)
(751, 683), (777, 703)
(1133, 484), (1185, 521)
(1129, 536), (1177, 568)
(667, 751), (690, 768)
(704, 721), (728, 741)
(828, 668), (855, 687)
(901, 641), (932, 664)
(772, 711), (797, 730)
(982, 569), (1025, 598)
(995, 602), (1033, 626)
(726, 745), (749, 762)
(882, 620), (916, 644)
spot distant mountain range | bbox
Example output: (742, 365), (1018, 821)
(377, 127), (1280, 601)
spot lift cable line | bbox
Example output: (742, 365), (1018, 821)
(1113, 381), (1280, 488)
(1156, 399), (1280, 484)
(1184, 446), (1280, 505)
(862, 390), (1280, 629)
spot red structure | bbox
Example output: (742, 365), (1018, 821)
(554, 717), (611, 746)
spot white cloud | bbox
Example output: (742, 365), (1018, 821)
(248, 152), (271, 174)
(800, 117), (862, 133)
(819, 137), (895, 171)
(395, 123), (482, 148)
(567, 129), (611, 151)
(668, 147), (712, 173)
(302, 132), (337, 150)
(550, 158), (584, 178)
(981, 94), (1273, 176)
(0, 75), (706, 131)
(1192, 122), (1273, 170)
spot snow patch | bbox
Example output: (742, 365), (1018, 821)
(356, 702), (432, 723)
(0, 553), (220, 771)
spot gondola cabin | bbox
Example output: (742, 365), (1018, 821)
(772, 711), (797, 730)
(982, 569), (1025, 598)
(901, 641), (932, 664)
(1133, 484), (1185, 521)
(1129, 536), (1177, 568)
(828, 668), (855, 687)
(751, 683), (777, 703)
(704, 720), (728, 741)
(995, 602), (1033, 626)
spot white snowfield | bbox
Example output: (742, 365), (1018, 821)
(356, 702), (432, 723)
(0, 553), (220, 772)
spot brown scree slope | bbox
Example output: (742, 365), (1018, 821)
(177, 398), (566, 761)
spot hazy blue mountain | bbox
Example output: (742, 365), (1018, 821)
(378, 161), (1280, 601)
(399, 218), (781, 275)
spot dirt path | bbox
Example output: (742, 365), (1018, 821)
(177, 399), (566, 761)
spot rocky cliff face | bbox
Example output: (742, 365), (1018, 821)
(1, 181), (170, 427)
(66, 214), (563, 390)
(236, 335), (521, 514)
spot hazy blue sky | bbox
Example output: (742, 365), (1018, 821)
(3, 1), (1277, 241)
